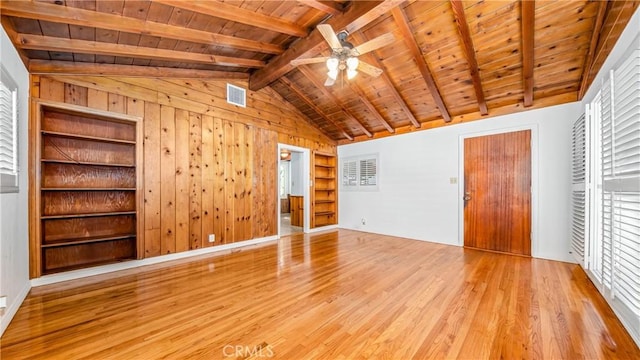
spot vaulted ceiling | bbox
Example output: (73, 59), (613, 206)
(2, 0), (638, 143)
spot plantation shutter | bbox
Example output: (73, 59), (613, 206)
(342, 159), (357, 187)
(0, 67), (18, 192)
(0, 74), (17, 175)
(600, 76), (614, 289)
(359, 158), (377, 186)
(571, 113), (587, 266)
(604, 46), (640, 315)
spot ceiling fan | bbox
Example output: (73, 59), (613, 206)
(290, 24), (395, 86)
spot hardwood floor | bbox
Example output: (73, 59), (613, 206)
(2, 229), (638, 359)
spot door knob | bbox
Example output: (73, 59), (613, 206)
(464, 192), (471, 201)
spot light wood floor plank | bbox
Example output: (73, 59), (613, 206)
(1, 229), (638, 359)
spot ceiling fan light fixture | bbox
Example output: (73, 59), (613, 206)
(347, 69), (358, 80)
(346, 56), (359, 71)
(328, 69), (339, 80)
(327, 57), (339, 71)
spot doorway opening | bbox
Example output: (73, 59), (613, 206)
(277, 144), (310, 237)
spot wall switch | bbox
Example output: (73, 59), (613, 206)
(208, 234), (215, 243)
(450, 177), (458, 184)
(0, 296), (6, 309)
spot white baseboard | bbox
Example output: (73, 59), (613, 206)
(31, 235), (278, 287)
(0, 281), (31, 337)
(307, 224), (339, 233)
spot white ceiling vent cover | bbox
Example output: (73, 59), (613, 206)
(226, 83), (246, 108)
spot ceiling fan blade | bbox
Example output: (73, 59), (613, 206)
(317, 24), (342, 50)
(324, 77), (336, 86)
(290, 57), (328, 66)
(358, 61), (383, 77)
(353, 32), (395, 55)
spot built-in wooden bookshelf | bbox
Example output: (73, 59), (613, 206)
(33, 101), (143, 275)
(312, 152), (337, 227)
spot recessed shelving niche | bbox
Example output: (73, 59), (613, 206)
(32, 101), (143, 276)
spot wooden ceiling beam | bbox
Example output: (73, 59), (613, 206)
(298, 1), (343, 16)
(249, 0), (404, 91)
(279, 77), (353, 141)
(153, 0), (307, 37)
(0, 16), (30, 68)
(578, 0), (608, 100)
(450, 0), (488, 115)
(298, 66), (373, 138)
(14, 34), (265, 68)
(391, 6), (451, 122)
(521, 0), (535, 107)
(347, 82), (395, 133)
(351, 32), (421, 128)
(0, 1), (283, 55)
(28, 60), (249, 79)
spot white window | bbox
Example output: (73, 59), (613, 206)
(341, 154), (378, 191)
(572, 37), (640, 339)
(0, 66), (19, 193)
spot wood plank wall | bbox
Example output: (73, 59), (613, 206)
(30, 75), (336, 262)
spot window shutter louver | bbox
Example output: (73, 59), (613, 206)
(571, 113), (587, 265)
(613, 48), (640, 178)
(0, 78), (17, 175)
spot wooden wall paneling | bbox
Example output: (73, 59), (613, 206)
(245, 124), (254, 241)
(29, 76), (336, 271)
(87, 88), (109, 110)
(233, 123), (246, 242)
(189, 112), (203, 249)
(174, 108), (191, 253)
(213, 117), (225, 244)
(201, 115), (215, 247)
(39, 77), (65, 102)
(143, 102), (161, 257)
(265, 130), (278, 236)
(108, 93), (127, 114)
(127, 97), (146, 259)
(102, 77), (332, 143)
(64, 83), (88, 106)
(160, 105), (176, 255)
(252, 128), (264, 239)
(224, 121), (235, 243)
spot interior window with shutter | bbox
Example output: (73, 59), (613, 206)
(580, 37), (640, 339)
(342, 159), (357, 187)
(359, 158), (377, 186)
(606, 44), (640, 316)
(570, 113), (587, 266)
(0, 66), (19, 193)
(341, 154), (378, 191)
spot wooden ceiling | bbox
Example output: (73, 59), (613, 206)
(2, 0), (638, 143)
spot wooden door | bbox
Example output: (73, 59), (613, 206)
(464, 130), (531, 255)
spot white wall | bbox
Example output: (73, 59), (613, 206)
(339, 102), (582, 262)
(0, 27), (31, 336)
(290, 152), (304, 196)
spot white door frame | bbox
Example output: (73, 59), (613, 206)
(277, 144), (311, 236)
(457, 124), (539, 257)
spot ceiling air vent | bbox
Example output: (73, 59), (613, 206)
(226, 83), (246, 108)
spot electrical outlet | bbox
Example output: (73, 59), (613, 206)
(361, 218), (366, 225)
(0, 296), (7, 309)
(208, 234), (215, 243)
